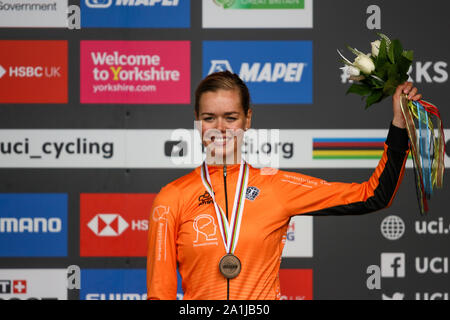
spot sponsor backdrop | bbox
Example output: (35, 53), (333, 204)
(0, 0), (449, 300)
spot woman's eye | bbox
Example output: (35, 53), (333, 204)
(203, 117), (214, 121)
(227, 117), (237, 121)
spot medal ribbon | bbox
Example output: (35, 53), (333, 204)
(400, 95), (445, 214)
(200, 160), (250, 254)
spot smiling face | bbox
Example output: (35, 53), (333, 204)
(196, 89), (252, 164)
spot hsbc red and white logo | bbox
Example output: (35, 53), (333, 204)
(80, 193), (156, 257)
(0, 40), (67, 103)
(87, 214), (129, 237)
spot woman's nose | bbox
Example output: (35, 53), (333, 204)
(215, 118), (227, 132)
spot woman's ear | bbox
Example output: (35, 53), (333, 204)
(245, 108), (253, 130)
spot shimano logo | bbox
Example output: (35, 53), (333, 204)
(86, 293), (147, 300)
(209, 60), (306, 83)
(0, 217), (62, 233)
(85, 0), (179, 8)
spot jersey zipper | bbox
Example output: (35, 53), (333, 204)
(223, 164), (230, 300)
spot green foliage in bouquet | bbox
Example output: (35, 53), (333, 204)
(339, 33), (414, 109)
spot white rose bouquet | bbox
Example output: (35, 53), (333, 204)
(338, 33), (413, 109)
(338, 33), (445, 215)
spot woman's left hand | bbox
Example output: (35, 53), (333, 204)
(392, 81), (422, 129)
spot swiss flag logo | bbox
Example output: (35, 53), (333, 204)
(12, 280), (27, 294)
(80, 193), (157, 257)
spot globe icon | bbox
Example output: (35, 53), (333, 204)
(381, 215), (405, 240)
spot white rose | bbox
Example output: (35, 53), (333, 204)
(353, 54), (375, 74)
(346, 65), (360, 76)
(371, 40), (381, 57)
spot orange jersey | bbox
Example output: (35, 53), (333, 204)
(147, 124), (409, 300)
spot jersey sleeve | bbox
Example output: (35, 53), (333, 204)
(147, 184), (180, 300)
(271, 123), (410, 217)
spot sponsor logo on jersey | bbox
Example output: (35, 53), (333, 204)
(198, 191), (213, 206)
(193, 214), (218, 247)
(245, 186), (260, 201)
(203, 41), (313, 104)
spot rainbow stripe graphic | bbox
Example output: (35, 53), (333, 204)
(313, 138), (385, 159)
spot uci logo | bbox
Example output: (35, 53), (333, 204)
(85, 0), (113, 8)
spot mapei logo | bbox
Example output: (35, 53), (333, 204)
(209, 59), (306, 83)
(203, 41), (313, 104)
(87, 214), (129, 236)
(81, 0), (189, 28)
(86, 0), (180, 8)
(86, 0), (113, 8)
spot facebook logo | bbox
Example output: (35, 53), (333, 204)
(381, 253), (406, 278)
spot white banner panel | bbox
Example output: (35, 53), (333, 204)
(0, 0), (68, 28)
(282, 216), (313, 258)
(0, 129), (448, 169)
(0, 269), (67, 300)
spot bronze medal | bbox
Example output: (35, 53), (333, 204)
(219, 254), (241, 279)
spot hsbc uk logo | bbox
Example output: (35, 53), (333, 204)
(0, 65), (62, 79)
(87, 214), (130, 236)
